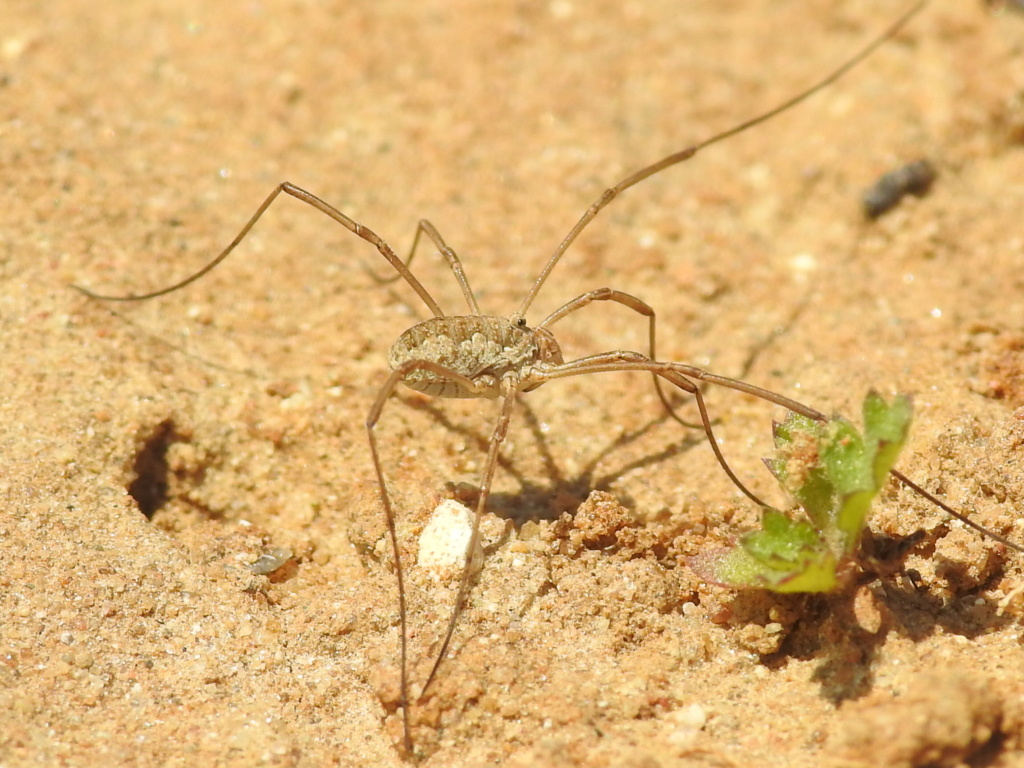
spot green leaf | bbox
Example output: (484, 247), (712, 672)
(863, 391), (912, 487)
(689, 392), (914, 593)
(821, 418), (870, 495)
(831, 392), (912, 553)
(690, 508), (838, 592)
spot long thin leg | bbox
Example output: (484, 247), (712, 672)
(364, 219), (482, 315)
(365, 358), (484, 755)
(533, 353), (1024, 554)
(667, 363), (828, 422)
(421, 380), (518, 696)
(538, 351), (827, 422)
(534, 351), (773, 505)
(72, 182), (447, 318)
(891, 470), (1024, 555)
(535, 286), (700, 428)
(516, 1), (927, 317)
(665, 369), (772, 508)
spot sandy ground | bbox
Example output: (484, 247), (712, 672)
(4, 0), (1024, 766)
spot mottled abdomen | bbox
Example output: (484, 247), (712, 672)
(388, 315), (548, 399)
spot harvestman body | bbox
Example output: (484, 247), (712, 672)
(76, 0), (1023, 755)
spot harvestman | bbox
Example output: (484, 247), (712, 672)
(75, 0), (1024, 753)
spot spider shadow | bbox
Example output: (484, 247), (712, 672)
(399, 387), (711, 528)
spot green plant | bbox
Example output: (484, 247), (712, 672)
(690, 392), (912, 592)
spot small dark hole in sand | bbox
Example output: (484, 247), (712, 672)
(128, 420), (175, 519)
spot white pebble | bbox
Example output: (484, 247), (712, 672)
(667, 703), (707, 747)
(417, 500), (483, 578)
